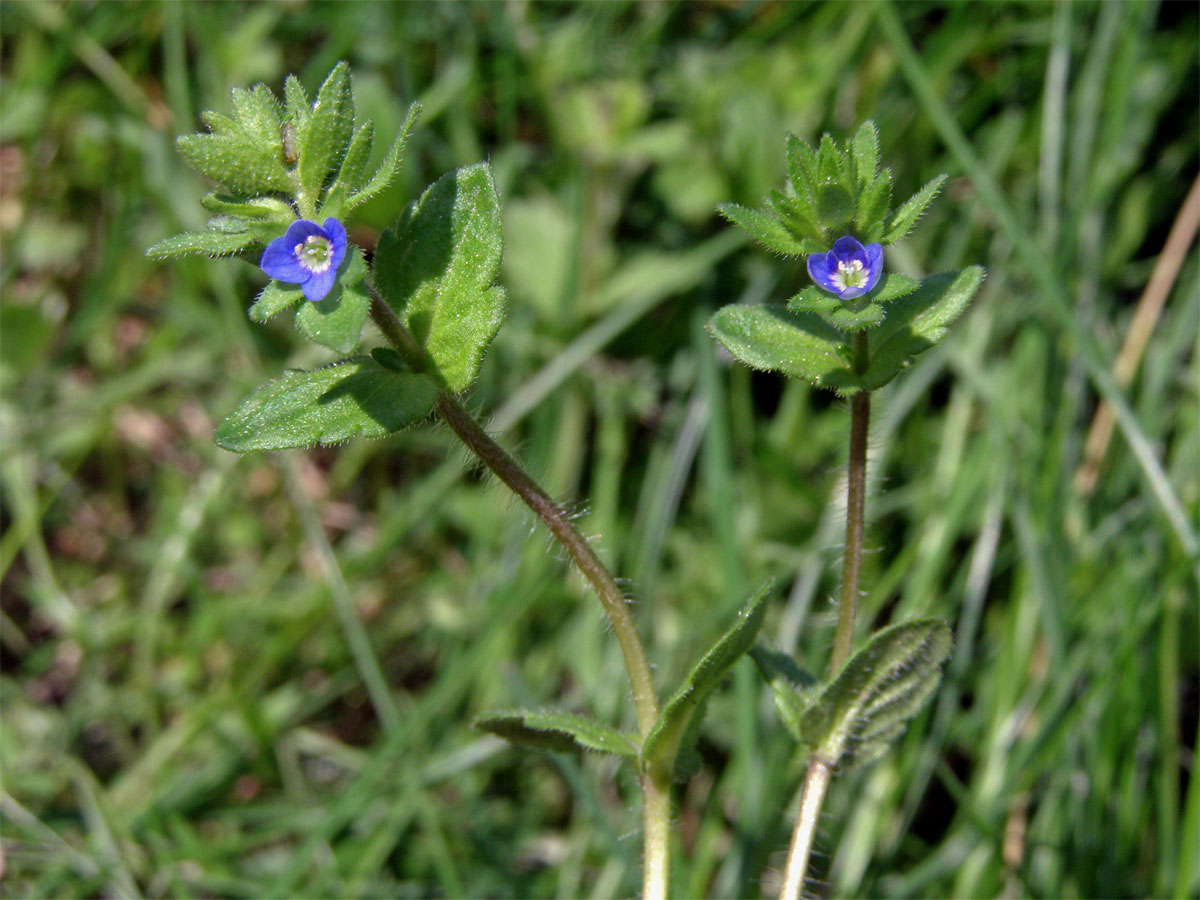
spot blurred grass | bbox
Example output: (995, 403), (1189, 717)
(1, 1), (1197, 898)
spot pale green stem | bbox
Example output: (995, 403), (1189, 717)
(781, 330), (871, 900)
(367, 291), (669, 899)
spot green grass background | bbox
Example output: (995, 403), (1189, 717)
(2, 2), (1197, 897)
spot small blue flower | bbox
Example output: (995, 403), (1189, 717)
(807, 236), (883, 300)
(260, 218), (348, 301)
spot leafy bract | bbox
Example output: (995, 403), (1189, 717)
(176, 99), (292, 197)
(641, 584), (770, 780)
(293, 248), (371, 353)
(800, 619), (951, 769)
(475, 710), (638, 758)
(249, 281), (305, 323)
(707, 305), (861, 395)
(374, 163), (505, 392)
(215, 358), (438, 452)
(716, 202), (811, 256)
(884, 174), (947, 244)
(344, 102), (420, 215)
(146, 229), (258, 260)
(295, 62), (355, 209)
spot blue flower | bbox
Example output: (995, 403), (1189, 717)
(260, 218), (348, 301)
(807, 236), (883, 300)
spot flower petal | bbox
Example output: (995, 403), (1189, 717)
(322, 217), (348, 270)
(303, 265), (338, 302)
(832, 235), (867, 266)
(862, 242), (884, 292)
(807, 251), (838, 292)
(260, 234), (311, 284)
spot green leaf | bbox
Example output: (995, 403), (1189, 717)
(641, 584), (770, 780)
(373, 163), (505, 392)
(177, 95), (293, 197)
(750, 645), (817, 743)
(784, 132), (819, 199)
(249, 281), (305, 323)
(856, 168), (893, 241)
(231, 85), (284, 152)
(861, 266), (985, 390)
(817, 134), (852, 188)
(816, 181), (855, 228)
(716, 202), (810, 256)
(214, 358), (438, 452)
(475, 710), (638, 758)
(346, 102), (420, 214)
(336, 121), (375, 193)
(297, 62), (355, 206)
(200, 193), (295, 224)
(283, 75), (309, 132)
(766, 189), (825, 245)
(146, 229), (255, 260)
(801, 619), (951, 769)
(370, 347), (408, 372)
(293, 249), (371, 353)
(869, 271), (920, 304)
(707, 304), (864, 395)
(850, 120), (880, 194)
(883, 174), (947, 244)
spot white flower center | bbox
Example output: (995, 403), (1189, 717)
(830, 259), (866, 292)
(296, 234), (333, 273)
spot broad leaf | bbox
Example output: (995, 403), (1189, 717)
(373, 163), (505, 391)
(215, 358), (438, 452)
(346, 102), (420, 214)
(475, 710), (638, 758)
(861, 266), (985, 390)
(717, 202), (810, 256)
(294, 249), (371, 353)
(641, 584), (770, 780)
(297, 61), (355, 206)
(883, 174), (947, 244)
(707, 304), (864, 395)
(801, 619), (951, 769)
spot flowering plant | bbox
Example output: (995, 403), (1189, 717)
(149, 65), (982, 900)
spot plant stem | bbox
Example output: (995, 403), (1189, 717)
(780, 330), (871, 900)
(367, 292), (669, 900)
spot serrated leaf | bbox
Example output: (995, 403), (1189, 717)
(231, 84), (283, 152)
(716, 202), (809, 256)
(373, 163), (505, 392)
(176, 99), (293, 197)
(707, 304), (865, 395)
(249, 280), (304, 323)
(883, 174), (947, 244)
(641, 584), (770, 780)
(345, 102), (420, 214)
(475, 710), (638, 758)
(214, 357), (438, 452)
(336, 121), (375, 193)
(861, 266), (985, 390)
(146, 230), (255, 260)
(766, 189), (825, 244)
(857, 168), (893, 241)
(750, 645), (818, 743)
(801, 619), (951, 769)
(784, 132), (819, 199)
(297, 62), (355, 206)
(293, 249), (370, 353)
(850, 121), (880, 194)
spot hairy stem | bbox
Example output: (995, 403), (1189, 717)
(368, 291), (669, 900)
(781, 330), (871, 900)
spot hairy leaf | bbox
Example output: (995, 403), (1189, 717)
(641, 584), (770, 780)
(200, 193), (295, 223)
(373, 163), (505, 391)
(177, 92), (293, 197)
(336, 121), (375, 194)
(750, 645), (818, 743)
(884, 174), (947, 244)
(146, 229), (256, 260)
(766, 189), (825, 245)
(293, 249), (371, 353)
(801, 618), (951, 769)
(787, 286), (885, 331)
(716, 202), (810, 256)
(862, 266), (985, 390)
(297, 61), (355, 206)
(475, 710), (638, 758)
(346, 102), (420, 214)
(707, 305), (864, 394)
(784, 132), (819, 199)
(850, 120), (880, 194)
(856, 168), (893, 241)
(249, 281), (305, 323)
(215, 358), (438, 452)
